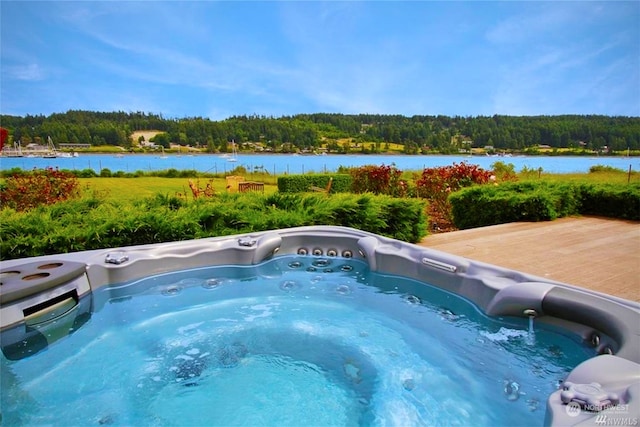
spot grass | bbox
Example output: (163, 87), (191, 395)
(528, 170), (640, 185)
(80, 177), (279, 202)
(76, 169), (640, 203)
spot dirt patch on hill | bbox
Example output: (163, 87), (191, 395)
(130, 130), (164, 145)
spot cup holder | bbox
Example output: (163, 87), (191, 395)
(37, 263), (64, 270)
(23, 273), (51, 281)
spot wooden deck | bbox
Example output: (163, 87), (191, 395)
(418, 216), (640, 302)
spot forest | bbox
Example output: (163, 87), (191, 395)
(1, 110), (639, 155)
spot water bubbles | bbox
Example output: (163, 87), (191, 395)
(404, 295), (421, 305)
(481, 327), (528, 342)
(402, 378), (416, 391)
(439, 308), (460, 321)
(306, 266), (317, 272)
(173, 354), (208, 384)
(288, 261), (303, 269)
(343, 361), (361, 383)
(161, 285), (182, 296)
(202, 278), (221, 290)
(323, 268), (334, 273)
(504, 380), (521, 401)
(335, 284), (351, 295)
(527, 398), (540, 412)
(280, 280), (301, 292)
(178, 278), (203, 287)
(340, 264), (354, 272)
(547, 345), (564, 358)
(216, 342), (247, 368)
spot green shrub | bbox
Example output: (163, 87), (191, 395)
(578, 183), (640, 220)
(491, 161), (518, 182)
(277, 174), (352, 193)
(77, 168), (98, 178)
(0, 191), (428, 260)
(589, 165), (625, 173)
(449, 181), (640, 229)
(155, 168), (199, 178)
(450, 185), (560, 229)
(0, 167), (27, 178)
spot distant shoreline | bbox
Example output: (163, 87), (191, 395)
(3, 150), (637, 158)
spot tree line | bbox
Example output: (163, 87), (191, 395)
(1, 110), (639, 154)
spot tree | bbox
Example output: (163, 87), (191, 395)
(150, 133), (170, 148)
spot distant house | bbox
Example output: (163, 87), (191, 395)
(140, 141), (160, 149)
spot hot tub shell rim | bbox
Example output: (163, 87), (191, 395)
(1, 225), (638, 427)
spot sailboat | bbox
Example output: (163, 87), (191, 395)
(43, 136), (58, 158)
(227, 140), (238, 162)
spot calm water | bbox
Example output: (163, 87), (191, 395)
(1, 255), (593, 426)
(0, 153), (638, 174)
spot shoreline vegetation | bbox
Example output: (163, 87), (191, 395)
(1, 111), (639, 158)
(4, 147), (640, 157)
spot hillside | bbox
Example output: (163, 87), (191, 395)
(1, 111), (639, 155)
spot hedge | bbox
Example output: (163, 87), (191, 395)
(450, 181), (640, 229)
(277, 174), (352, 193)
(577, 183), (640, 220)
(0, 192), (427, 260)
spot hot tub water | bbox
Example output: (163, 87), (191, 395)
(1, 255), (594, 426)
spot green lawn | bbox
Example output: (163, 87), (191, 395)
(529, 170), (640, 185)
(78, 169), (639, 203)
(80, 177), (279, 202)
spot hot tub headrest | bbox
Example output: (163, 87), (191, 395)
(542, 287), (640, 364)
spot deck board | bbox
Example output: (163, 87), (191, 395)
(418, 216), (640, 302)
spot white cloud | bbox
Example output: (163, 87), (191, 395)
(486, 3), (584, 45)
(5, 63), (45, 81)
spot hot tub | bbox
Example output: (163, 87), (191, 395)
(1, 226), (638, 426)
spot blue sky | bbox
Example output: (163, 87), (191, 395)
(1, 1), (639, 119)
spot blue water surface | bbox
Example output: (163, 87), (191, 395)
(0, 255), (594, 426)
(1, 153), (638, 174)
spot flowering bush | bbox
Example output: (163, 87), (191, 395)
(416, 162), (493, 226)
(491, 161), (518, 182)
(0, 167), (80, 211)
(350, 164), (408, 197)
